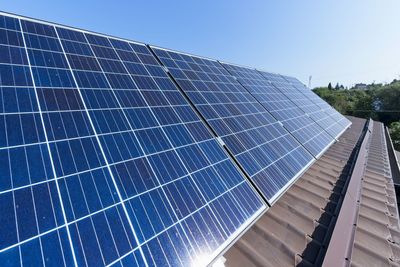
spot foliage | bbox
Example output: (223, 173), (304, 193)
(313, 79), (400, 150)
(390, 121), (400, 150)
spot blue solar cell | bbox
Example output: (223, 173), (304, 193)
(0, 13), (266, 267)
(0, 45), (28, 64)
(221, 63), (335, 157)
(151, 46), (315, 202)
(0, 28), (24, 46)
(0, 64), (32, 86)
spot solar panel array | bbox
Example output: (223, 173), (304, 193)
(0, 11), (351, 267)
(0, 14), (266, 267)
(151, 47), (315, 202)
(221, 63), (335, 157)
(259, 71), (348, 139)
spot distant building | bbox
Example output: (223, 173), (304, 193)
(354, 83), (368, 90)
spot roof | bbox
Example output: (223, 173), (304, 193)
(223, 116), (400, 267)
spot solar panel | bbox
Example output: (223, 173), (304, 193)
(221, 63), (335, 158)
(0, 13), (266, 267)
(258, 71), (348, 139)
(151, 46), (315, 203)
(282, 75), (352, 129)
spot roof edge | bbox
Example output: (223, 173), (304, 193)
(323, 119), (373, 267)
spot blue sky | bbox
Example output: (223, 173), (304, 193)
(3, 0), (400, 87)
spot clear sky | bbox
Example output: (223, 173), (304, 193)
(3, 0), (400, 88)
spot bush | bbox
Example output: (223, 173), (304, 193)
(390, 122), (400, 151)
(313, 80), (400, 150)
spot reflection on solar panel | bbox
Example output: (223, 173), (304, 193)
(151, 47), (315, 202)
(259, 71), (347, 139)
(221, 63), (335, 158)
(0, 13), (266, 267)
(282, 75), (352, 129)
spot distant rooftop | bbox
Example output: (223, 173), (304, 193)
(354, 83), (368, 90)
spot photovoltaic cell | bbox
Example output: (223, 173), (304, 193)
(151, 46), (314, 202)
(221, 63), (335, 157)
(0, 13), (266, 267)
(258, 71), (348, 139)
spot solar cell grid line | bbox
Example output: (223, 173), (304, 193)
(282, 75), (352, 129)
(53, 22), (266, 266)
(150, 46), (315, 204)
(0, 15), (76, 267)
(220, 62), (335, 158)
(258, 70), (346, 139)
(16, 18), (147, 267)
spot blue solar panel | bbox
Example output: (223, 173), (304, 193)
(258, 71), (348, 139)
(151, 46), (315, 203)
(221, 63), (335, 158)
(0, 13), (266, 267)
(282, 75), (351, 129)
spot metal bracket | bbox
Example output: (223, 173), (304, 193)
(216, 136), (225, 146)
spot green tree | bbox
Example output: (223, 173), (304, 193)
(374, 86), (400, 124)
(313, 80), (400, 148)
(390, 122), (400, 150)
(335, 83), (340, 90)
(352, 92), (374, 119)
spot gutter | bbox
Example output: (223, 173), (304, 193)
(385, 126), (400, 186)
